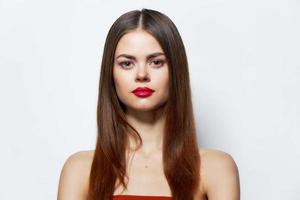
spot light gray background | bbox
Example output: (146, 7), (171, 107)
(0, 0), (299, 199)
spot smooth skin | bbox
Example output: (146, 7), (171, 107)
(57, 29), (240, 200)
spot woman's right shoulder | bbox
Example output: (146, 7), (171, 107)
(65, 150), (95, 165)
(61, 150), (95, 175)
(57, 150), (95, 200)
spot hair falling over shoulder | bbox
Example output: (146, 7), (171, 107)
(87, 8), (201, 200)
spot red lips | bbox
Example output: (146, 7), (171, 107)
(132, 87), (154, 97)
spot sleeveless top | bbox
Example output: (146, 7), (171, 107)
(113, 195), (172, 200)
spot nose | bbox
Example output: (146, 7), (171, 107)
(135, 63), (150, 82)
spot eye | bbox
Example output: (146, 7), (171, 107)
(150, 59), (165, 68)
(119, 61), (133, 69)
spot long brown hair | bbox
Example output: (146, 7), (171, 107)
(88, 8), (201, 200)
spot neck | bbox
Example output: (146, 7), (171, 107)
(125, 106), (167, 156)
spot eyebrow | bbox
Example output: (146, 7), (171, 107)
(115, 52), (165, 60)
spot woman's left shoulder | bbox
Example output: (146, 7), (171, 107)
(199, 148), (238, 167)
(198, 148), (240, 199)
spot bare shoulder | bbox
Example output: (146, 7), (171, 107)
(199, 148), (240, 200)
(57, 150), (95, 200)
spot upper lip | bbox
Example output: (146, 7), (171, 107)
(132, 87), (154, 93)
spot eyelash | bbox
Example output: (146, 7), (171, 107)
(118, 60), (165, 69)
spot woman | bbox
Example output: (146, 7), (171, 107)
(57, 8), (240, 200)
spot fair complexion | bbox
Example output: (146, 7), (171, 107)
(113, 29), (169, 156)
(57, 29), (240, 200)
(111, 29), (172, 195)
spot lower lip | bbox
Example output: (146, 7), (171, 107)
(133, 91), (153, 97)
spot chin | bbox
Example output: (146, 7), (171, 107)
(129, 105), (156, 112)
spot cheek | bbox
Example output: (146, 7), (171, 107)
(150, 70), (169, 101)
(113, 70), (122, 93)
(153, 69), (169, 88)
(113, 70), (131, 93)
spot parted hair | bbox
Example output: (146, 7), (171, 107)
(88, 8), (201, 200)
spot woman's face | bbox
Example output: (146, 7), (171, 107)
(113, 29), (169, 112)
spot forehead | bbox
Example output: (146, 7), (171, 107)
(115, 30), (164, 57)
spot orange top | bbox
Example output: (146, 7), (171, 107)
(113, 195), (172, 200)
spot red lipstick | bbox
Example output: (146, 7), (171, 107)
(132, 87), (154, 98)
